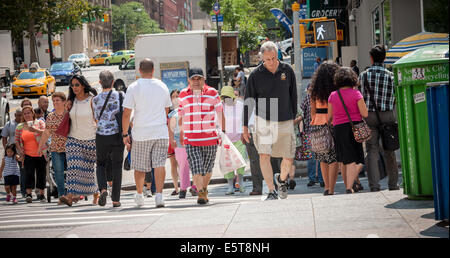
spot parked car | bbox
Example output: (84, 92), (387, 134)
(0, 88), (10, 133)
(105, 50), (135, 66)
(49, 62), (82, 85)
(90, 52), (112, 66)
(113, 58), (137, 92)
(279, 38), (293, 55)
(68, 53), (90, 68)
(11, 69), (55, 99)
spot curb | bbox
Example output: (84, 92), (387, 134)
(121, 166), (309, 191)
(121, 161), (403, 191)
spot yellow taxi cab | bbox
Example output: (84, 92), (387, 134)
(90, 52), (112, 66)
(11, 68), (56, 99)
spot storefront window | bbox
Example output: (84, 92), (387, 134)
(372, 0), (392, 47)
(383, 0), (392, 47)
(372, 7), (381, 45)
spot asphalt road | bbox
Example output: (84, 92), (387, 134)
(6, 65), (120, 115)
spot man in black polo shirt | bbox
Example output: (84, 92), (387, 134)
(243, 41), (298, 201)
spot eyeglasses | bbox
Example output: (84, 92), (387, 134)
(71, 83), (81, 88)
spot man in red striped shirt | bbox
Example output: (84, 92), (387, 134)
(178, 68), (225, 204)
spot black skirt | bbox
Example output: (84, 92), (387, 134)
(333, 122), (364, 165)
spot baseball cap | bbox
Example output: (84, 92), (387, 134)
(189, 67), (204, 79)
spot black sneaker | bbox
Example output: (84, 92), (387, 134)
(274, 173), (288, 199)
(26, 194), (32, 203)
(307, 181), (316, 187)
(98, 191), (108, 206)
(288, 180), (297, 190)
(263, 191), (279, 201)
(179, 190), (187, 199)
(39, 194), (46, 203)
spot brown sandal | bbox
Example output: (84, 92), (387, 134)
(93, 193), (99, 205)
(59, 196), (72, 207)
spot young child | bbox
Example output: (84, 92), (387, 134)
(0, 144), (21, 204)
(34, 107), (45, 121)
(220, 86), (247, 195)
(168, 103), (197, 199)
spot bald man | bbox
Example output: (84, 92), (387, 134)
(38, 96), (49, 121)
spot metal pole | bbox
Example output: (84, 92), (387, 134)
(216, 14), (224, 91)
(293, 5), (302, 103)
(124, 23), (127, 50)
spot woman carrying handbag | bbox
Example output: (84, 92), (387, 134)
(328, 67), (369, 194)
(309, 62), (339, 195)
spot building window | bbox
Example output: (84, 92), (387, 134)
(372, 6), (381, 45)
(372, 0), (392, 48)
(383, 0), (392, 48)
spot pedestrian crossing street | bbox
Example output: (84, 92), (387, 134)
(0, 188), (261, 232)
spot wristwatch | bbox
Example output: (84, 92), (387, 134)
(122, 133), (129, 138)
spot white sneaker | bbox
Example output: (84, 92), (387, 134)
(155, 193), (165, 208)
(145, 188), (152, 198)
(134, 193), (144, 207)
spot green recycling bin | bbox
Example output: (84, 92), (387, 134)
(393, 44), (449, 200)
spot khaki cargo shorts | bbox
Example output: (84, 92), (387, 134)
(253, 116), (296, 158)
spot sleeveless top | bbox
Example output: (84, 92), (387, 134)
(69, 95), (97, 140)
(3, 156), (20, 177)
(310, 99), (329, 126)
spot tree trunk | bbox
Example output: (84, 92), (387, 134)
(28, 17), (38, 64)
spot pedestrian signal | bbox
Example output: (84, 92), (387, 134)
(313, 19), (337, 42)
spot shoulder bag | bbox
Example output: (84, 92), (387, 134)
(295, 120), (313, 161)
(55, 112), (71, 138)
(363, 73), (399, 151)
(337, 89), (371, 143)
(97, 90), (113, 122)
(115, 91), (124, 136)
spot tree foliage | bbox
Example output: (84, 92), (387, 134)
(0, 0), (105, 62)
(112, 1), (164, 50)
(198, 0), (282, 53)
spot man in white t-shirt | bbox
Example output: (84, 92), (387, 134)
(122, 58), (173, 208)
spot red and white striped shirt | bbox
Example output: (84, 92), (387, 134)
(178, 84), (223, 146)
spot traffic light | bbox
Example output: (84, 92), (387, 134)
(313, 19), (337, 42)
(103, 13), (109, 22)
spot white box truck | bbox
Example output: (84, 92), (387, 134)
(134, 30), (239, 91)
(0, 30), (14, 88)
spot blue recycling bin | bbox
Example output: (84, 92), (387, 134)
(426, 82), (449, 221)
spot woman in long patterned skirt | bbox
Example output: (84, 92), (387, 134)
(59, 75), (98, 207)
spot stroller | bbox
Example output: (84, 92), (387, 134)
(45, 151), (59, 203)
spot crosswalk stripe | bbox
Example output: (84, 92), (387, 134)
(0, 220), (120, 230)
(0, 213), (167, 224)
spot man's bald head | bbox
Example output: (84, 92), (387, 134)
(38, 95), (49, 111)
(139, 58), (154, 75)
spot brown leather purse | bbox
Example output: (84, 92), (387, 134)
(55, 112), (70, 137)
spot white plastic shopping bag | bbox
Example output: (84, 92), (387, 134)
(219, 131), (247, 175)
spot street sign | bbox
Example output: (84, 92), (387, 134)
(300, 4), (307, 19)
(313, 19), (337, 42)
(213, 2), (220, 15)
(211, 15), (223, 26)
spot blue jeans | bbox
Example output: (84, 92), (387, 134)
(145, 169), (156, 193)
(51, 152), (66, 197)
(307, 156), (323, 183)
